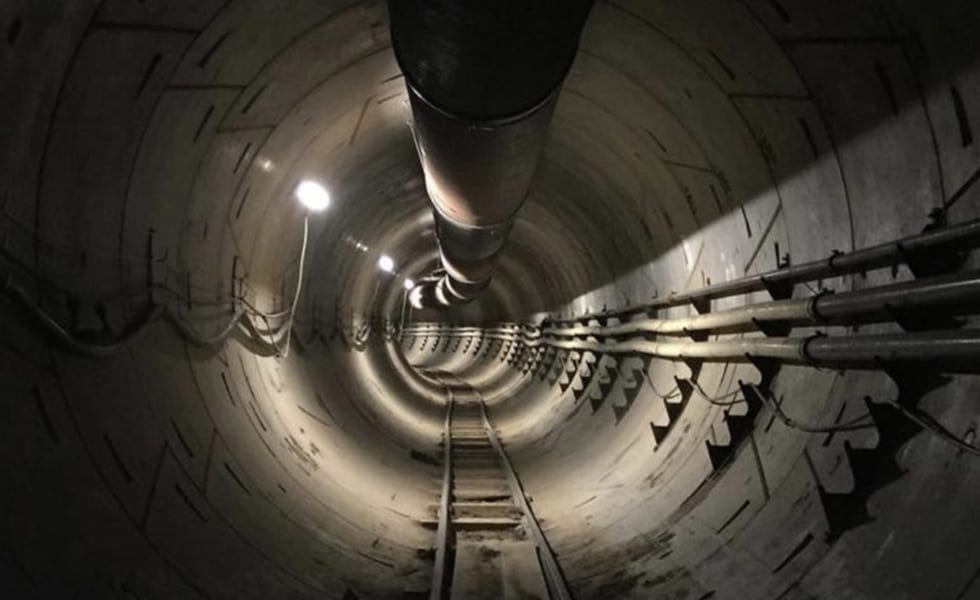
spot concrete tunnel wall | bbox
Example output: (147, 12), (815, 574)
(2, 0), (980, 599)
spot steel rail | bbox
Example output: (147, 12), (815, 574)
(480, 402), (573, 600)
(429, 391), (454, 600)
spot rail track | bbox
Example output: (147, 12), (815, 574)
(422, 370), (571, 600)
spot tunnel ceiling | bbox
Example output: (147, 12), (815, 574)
(3, 0), (980, 599)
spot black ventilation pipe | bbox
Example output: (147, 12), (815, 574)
(388, 0), (595, 309)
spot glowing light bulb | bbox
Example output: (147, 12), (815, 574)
(404, 278), (415, 290)
(378, 254), (395, 273)
(295, 180), (330, 211)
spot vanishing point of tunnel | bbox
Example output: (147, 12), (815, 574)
(3, 1), (980, 599)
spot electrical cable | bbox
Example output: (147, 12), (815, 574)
(240, 298), (288, 355)
(608, 361), (680, 400)
(240, 296), (293, 321)
(3, 270), (289, 357)
(747, 383), (872, 433)
(165, 306), (248, 348)
(884, 398), (980, 456)
(280, 215), (310, 358)
(746, 383), (980, 455)
(4, 275), (165, 357)
(644, 373), (680, 401)
(2, 206), (320, 358)
(690, 378), (744, 406)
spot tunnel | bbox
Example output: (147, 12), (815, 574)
(3, 0), (980, 598)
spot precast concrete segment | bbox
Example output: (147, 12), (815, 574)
(4, 0), (980, 598)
